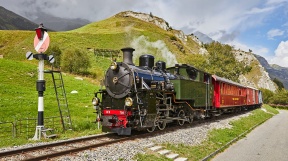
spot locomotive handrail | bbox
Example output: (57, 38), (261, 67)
(170, 93), (205, 114)
(131, 68), (144, 127)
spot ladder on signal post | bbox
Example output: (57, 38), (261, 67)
(45, 70), (73, 131)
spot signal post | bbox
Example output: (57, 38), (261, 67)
(26, 24), (54, 140)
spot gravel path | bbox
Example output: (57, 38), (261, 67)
(0, 112), (252, 161)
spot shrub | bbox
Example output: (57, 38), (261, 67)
(170, 35), (177, 41)
(260, 88), (274, 104)
(61, 49), (91, 74)
(45, 45), (62, 68)
(270, 89), (288, 105)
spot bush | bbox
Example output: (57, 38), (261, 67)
(170, 35), (177, 41)
(260, 88), (274, 104)
(45, 45), (62, 68)
(61, 49), (91, 74)
(270, 89), (288, 105)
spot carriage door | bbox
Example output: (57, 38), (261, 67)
(253, 90), (255, 104)
(204, 73), (210, 110)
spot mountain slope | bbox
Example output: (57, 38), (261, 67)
(192, 31), (213, 44)
(0, 6), (38, 30)
(255, 54), (288, 89)
(31, 11), (91, 31)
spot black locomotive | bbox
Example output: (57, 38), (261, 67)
(92, 47), (262, 135)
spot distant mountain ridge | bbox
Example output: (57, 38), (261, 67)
(0, 6), (38, 30)
(254, 54), (288, 89)
(192, 31), (213, 44)
(0, 6), (90, 31)
(30, 11), (91, 31)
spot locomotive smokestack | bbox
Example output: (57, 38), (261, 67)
(121, 47), (135, 65)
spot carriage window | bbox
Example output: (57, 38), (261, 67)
(186, 67), (198, 80)
(167, 68), (174, 74)
(204, 73), (210, 83)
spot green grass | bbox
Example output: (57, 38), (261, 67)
(262, 104), (279, 114)
(134, 105), (277, 161)
(136, 154), (173, 161)
(0, 59), (98, 121)
(0, 59), (102, 147)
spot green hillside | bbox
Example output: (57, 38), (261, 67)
(0, 13), (201, 68)
(0, 11), (259, 146)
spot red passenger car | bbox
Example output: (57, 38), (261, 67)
(212, 75), (247, 108)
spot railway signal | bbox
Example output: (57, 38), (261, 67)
(25, 24), (54, 140)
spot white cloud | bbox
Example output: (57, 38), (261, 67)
(267, 29), (285, 39)
(269, 40), (288, 66)
(265, 0), (288, 5)
(245, 6), (275, 15)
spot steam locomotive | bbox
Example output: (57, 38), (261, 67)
(92, 47), (262, 135)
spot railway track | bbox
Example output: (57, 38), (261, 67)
(0, 110), (252, 161)
(0, 133), (128, 161)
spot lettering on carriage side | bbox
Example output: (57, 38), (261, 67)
(105, 110), (110, 114)
(120, 111), (124, 115)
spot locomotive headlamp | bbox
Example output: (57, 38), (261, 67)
(92, 97), (100, 106)
(110, 62), (118, 70)
(125, 97), (133, 106)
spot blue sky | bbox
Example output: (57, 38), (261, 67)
(1, 0), (288, 66)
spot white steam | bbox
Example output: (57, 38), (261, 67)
(130, 35), (178, 67)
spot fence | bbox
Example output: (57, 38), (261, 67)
(0, 116), (62, 139)
(94, 49), (120, 60)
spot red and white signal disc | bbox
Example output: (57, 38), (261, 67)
(34, 31), (50, 53)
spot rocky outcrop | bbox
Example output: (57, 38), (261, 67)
(255, 54), (288, 89)
(234, 50), (277, 92)
(118, 11), (208, 55)
(119, 11), (171, 31)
